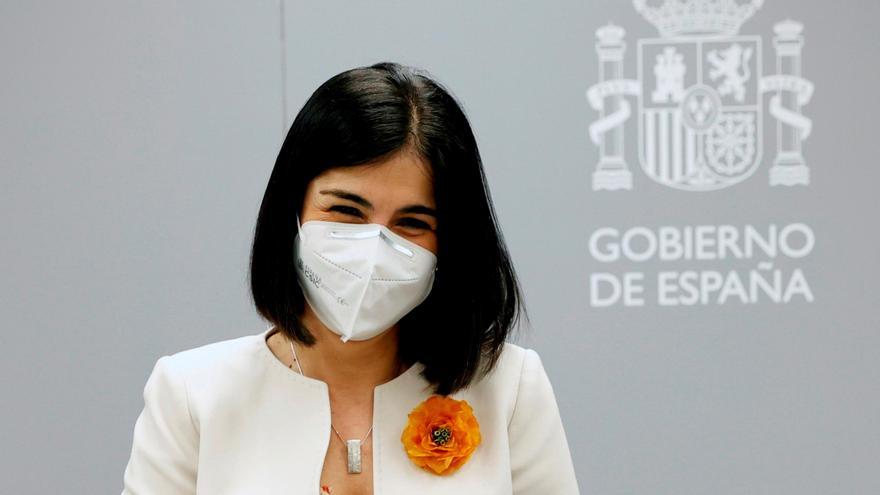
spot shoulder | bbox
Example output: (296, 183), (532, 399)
(155, 331), (265, 395)
(477, 340), (543, 386)
(459, 340), (552, 426)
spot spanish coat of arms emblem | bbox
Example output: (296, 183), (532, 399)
(587, 0), (814, 191)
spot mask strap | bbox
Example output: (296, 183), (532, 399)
(329, 228), (381, 240)
(328, 226), (415, 258)
(379, 230), (414, 257)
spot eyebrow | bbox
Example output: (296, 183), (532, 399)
(319, 188), (437, 217)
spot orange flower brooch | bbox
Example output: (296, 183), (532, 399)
(400, 395), (482, 475)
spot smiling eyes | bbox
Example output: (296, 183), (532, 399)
(329, 205), (433, 230)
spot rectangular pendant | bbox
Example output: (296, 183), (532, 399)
(345, 439), (362, 474)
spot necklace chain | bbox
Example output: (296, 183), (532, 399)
(287, 337), (374, 444)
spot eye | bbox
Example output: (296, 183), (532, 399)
(329, 205), (364, 217)
(398, 218), (432, 230)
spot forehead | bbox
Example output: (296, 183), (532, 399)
(310, 150), (435, 205)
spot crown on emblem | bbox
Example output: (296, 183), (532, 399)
(595, 23), (626, 45)
(633, 0), (763, 37)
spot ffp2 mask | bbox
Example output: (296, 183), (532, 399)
(292, 214), (438, 343)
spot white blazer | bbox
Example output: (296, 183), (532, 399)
(120, 326), (580, 494)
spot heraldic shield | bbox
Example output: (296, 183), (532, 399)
(637, 36), (762, 190)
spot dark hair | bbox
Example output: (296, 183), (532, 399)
(249, 61), (528, 395)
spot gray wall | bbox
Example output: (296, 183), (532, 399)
(1, 1), (877, 493)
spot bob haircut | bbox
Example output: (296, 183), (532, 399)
(249, 61), (528, 396)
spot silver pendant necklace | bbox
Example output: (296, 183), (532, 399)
(288, 339), (372, 474)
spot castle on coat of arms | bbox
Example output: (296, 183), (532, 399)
(586, 0), (814, 191)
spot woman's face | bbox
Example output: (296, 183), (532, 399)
(300, 148), (438, 255)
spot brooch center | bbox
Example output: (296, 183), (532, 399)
(431, 426), (452, 446)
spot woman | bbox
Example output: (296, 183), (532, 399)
(121, 61), (580, 494)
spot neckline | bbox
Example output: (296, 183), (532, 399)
(255, 325), (423, 392)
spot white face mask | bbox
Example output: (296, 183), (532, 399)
(292, 214), (438, 343)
